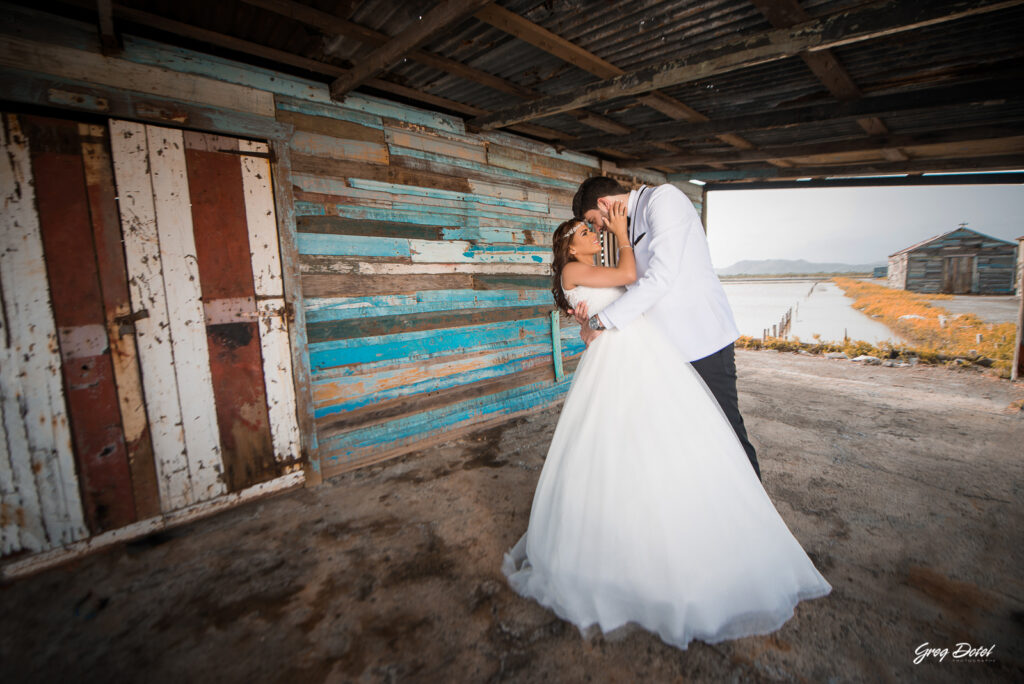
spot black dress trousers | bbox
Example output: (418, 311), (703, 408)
(689, 343), (761, 480)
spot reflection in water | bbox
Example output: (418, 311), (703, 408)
(722, 279), (906, 344)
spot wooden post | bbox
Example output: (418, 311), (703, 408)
(1013, 237), (1024, 381)
(700, 184), (708, 235)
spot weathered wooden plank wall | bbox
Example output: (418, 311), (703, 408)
(283, 95), (597, 474)
(0, 4), (652, 557)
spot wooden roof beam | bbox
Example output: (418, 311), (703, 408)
(469, 0), (1024, 130)
(474, 3), (778, 168)
(749, 0), (908, 160)
(329, 0), (495, 99)
(673, 153), (1024, 182)
(621, 126), (1024, 167)
(95, 0), (120, 54)
(238, 0), (641, 140)
(563, 73), (1024, 150)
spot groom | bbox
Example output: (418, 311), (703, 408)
(569, 176), (761, 480)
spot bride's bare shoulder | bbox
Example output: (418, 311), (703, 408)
(561, 261), (586, 289)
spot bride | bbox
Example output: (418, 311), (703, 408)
(502, 201), (831, 650)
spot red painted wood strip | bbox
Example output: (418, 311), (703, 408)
(24, 115), (136, 533)
(79, 123), (161, 521)
(185, 142), (276, 492)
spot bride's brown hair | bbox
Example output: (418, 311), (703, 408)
(551, 218), (585, 314)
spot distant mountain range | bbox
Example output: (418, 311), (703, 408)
(716, 259), (884, 276)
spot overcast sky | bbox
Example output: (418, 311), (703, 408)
(704, 183), (1024, 268)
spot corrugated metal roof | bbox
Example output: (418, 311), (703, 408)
(23, 0), (1024, 181)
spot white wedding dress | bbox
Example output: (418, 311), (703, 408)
(502, 285), (831, 650)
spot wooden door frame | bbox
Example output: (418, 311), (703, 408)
(942, 253), (977, 294)
(266, 139), (322, 486)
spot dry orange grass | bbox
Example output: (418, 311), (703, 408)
(831, 277), (1016, 374)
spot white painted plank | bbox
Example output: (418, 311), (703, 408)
(239, 140), (284, 298)
(78, 125), (151, 461)
(0, 283), (24, 556)
(0, 34), (275, 117)
(239, 139), (300, 468)
(110, 119), (193, 512)
(0, 114), (86, 551)
(146, 125), (226, 503)
(257, 300), (301, 469)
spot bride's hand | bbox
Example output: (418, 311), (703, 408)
(606, 200), (627, 241)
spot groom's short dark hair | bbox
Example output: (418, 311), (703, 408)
(573, 176), (628, 217)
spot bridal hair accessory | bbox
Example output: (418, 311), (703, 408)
(558, 222), (581, 242)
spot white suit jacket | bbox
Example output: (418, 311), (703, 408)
(596, 184), (740, 362)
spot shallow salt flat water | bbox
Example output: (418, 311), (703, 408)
(722, 279), (907, 344)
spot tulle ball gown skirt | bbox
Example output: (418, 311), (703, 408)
(502, 314), (832, 651)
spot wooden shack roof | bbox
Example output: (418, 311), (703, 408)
(13, 0), (1024, 185)
(889, 226), (1018, 258)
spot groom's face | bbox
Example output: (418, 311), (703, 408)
(583, 198), (611, 232)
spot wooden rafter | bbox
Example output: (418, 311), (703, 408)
(475, 4), (769, 156)
(329, 0), (495, 99)
(237, 0), (639, 140)
(621, 126), (1024, 168)
(474, 3), (778, 170)
(678, 153), (1024, 182)
(749, 0), (908, 161)
(469, 0), (1024, 130)
(96, 0), (119, 54)
(563, 74), (1024, 151)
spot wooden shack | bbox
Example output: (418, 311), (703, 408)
(887, 227), (1018, 295)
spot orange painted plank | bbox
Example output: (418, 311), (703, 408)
(24, 115), (135, 533)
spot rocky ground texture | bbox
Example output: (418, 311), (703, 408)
(2, 350), (1022, 683)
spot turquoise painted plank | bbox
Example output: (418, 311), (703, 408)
(320, 377), (573, 459)
(305, 289), (553, 323)
(314, 348), (555, 418)
(311, 336), (553, 381)
(440, 227), (545, 244)
(121, 36), (332, 104)
(310, 317), (552, 370)
(296, 232), (411, 258)
(294, 201), (326, 216)
(550, 311), (564, 382)
(275, 95), (383, 129)
(477, 130), (600, 170)
(340, 93), (464, 135)
(390, 201), (555, 224)
(347, 178), (549, 213)
(294, 202), (560, 232)
(388, 146), (579, 191)
(292, 174), (554, 223)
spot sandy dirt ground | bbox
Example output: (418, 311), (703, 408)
(2, 351), (1022, 683)
(924, 295), (1021, 324)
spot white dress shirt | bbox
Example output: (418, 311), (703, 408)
(596, 184), (740, 362)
